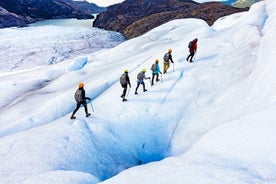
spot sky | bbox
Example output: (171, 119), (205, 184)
(0, 0), (276, 184)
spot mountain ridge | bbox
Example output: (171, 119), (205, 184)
(93, 0), (248, 39)
(0, 0), (105, 28)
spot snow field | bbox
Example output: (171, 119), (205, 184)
(0, 0), (276, 183)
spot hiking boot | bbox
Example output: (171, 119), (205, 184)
(120, 94), (124, 98)
(86, 113), (91, 117)
(135, 91), (138, 95)
(122, 98), (127, 102)
(143, 89), (147, 92)
(70, 116), (76, 119)
(156, 79), (160, 82)
(186, 57), (189, 61)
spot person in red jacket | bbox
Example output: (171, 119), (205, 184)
(186, 38), (198, 63)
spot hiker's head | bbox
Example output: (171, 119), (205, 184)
(168, 48), (172, 53)
(194, 38), (198, 42)
(78, 82), (84, 88)
(155, 59), (159, 63)
(142, 68), (146, 72)
(124, 69), (128, 73)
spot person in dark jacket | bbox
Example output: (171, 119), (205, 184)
(120, 69), (131, 102)
(163, 48), (174, 74)
(186, 38), (198, 63)
(135, 68), (150, 95)
(151, 59), (162, 86)
(71, 82), (91, 119)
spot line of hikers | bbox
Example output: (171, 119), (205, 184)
(70, 38), (198, 118)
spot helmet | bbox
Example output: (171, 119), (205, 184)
(155, 59), (159, 63)
(168, 48), (172, 53)
(142, 68), (146, 72)
(124, 69), (128, 73)
(78, 82), (84, 88)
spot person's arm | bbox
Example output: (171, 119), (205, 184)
(157, 64), (162, 74)
(144, 73), (150, 80)
(127, 75), (131, 87)
(169, 54), (174, 63)
(83, 90), (91, 101)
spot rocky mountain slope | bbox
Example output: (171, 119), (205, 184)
(0, 0), (105, 28)
(93, 0), (248, 39)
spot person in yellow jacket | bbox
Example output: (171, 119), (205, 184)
(163, 48), (174, 74)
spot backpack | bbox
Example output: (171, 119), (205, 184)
(151, 63), (156, 71)
(163, 53), (170, 62)
(74, 89), (82, 103)
(137, 72), (143, 80)
(120, 73), (127, 85)
(188, 41), (193, 49)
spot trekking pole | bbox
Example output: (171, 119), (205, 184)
(160, 73), (163, 83)
(173, 63), (175, 72)
(90, 101), (94, 112)
(127, 87), (130, 97)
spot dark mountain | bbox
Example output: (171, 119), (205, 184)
(0, 6), (35, 28)
(93, 0), (248, 39)
(0, 0), (105, 28)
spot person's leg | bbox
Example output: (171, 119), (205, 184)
(71, 103), (81, 119)
(142, 81), (147, 92)
(165, 62), (170, 73)
(186, 51), (191, 61)
(82, 102), (90, 117)
(164, 62), (169, 73)
(156, 73), (160, 82)
(151, 74), (155, 85)
(122, 86), (127, 98)
(135, 82), (140, 94)
(189, 50), (195, 62)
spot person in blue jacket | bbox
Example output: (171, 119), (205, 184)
(151, 59), (162, 86)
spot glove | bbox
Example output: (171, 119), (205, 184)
(129, 84), (132, 88)
(160, 72), (162, 74)
(86, 97), (91, 101)
(171, 61), (174, 63)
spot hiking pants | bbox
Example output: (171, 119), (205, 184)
(151, 73), (159, 85)
(121, 84), (127, 98)
(187, 50), (195, 62)
(163, 61), (170, 73)
(72, 101), (88, 116)
(135, 81), (145, 92)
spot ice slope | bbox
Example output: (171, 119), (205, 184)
(0, 0), (276, 183)
(0, 24), (124, 72)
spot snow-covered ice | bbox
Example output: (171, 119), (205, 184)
(0, 0), (276, 183)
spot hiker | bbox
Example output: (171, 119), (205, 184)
(163, 48), (174, 74)
(120, 69), (131, 102)
(186, 38), (198, 62)
(151, 59), (162, 86)
(70, 82), (91, 119)
(135, 68), (150, 95)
